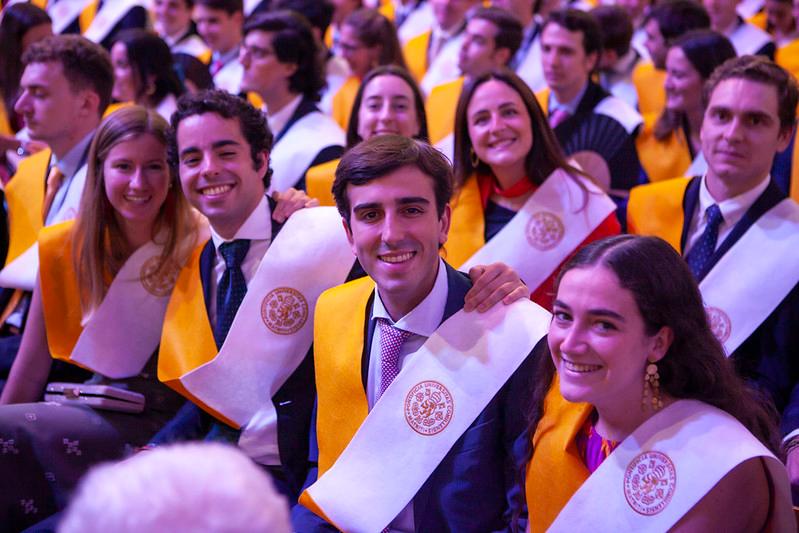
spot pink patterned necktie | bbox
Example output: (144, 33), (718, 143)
(549, 107), (571, 129)
(377, 318), (412, 399)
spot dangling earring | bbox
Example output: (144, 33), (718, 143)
(642, 360), (663, 411)
(469, 147), (480, 168)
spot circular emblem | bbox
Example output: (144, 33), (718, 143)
(706, 306), (732, 343)
(525, 211), (565, 250)
(404, 381), (454, 436)
(260, 287), (308, 335)
(623, 451), (677, 516)
(140, 257), (179, 297)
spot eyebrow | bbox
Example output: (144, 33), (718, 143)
(708, 105), (773, 122)
(179, 139), (240, 159)
(552, 300), (626, 322)
(352, 196), (431, 211)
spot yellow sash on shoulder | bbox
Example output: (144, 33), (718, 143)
(157, 241), (235, 426)
(0, 100), (11, 137)
(445, 175), (484, 268)
(306, 158), (340, 207)
(198, 49), (212, 65)
(5, 149), (49, 266)
(526, 378), (592, 533)
(627, 177), (690, 251)
(776, 39), (799, 82)
(791, 132), (799, 204)
(38, 220), (84, 363)
(378, 1), (395, 21)
(535, 87), (549, 117)
(632, 62), (666, 117)
(426, 76), (464, 145)
(79, 0), (99, 33)
(635, 112), (692, 183)
(332, 76), (361, 131)
(403, 31), (430, 83)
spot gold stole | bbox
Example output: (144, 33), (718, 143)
(426, 76), (463, 145)
(635, 112), (692, 183)
(306, 158), (340, 207)
(332, 76), (360, 131)
(157, 241), (236, 426)
(378, 1), (395, 21)
(535, 88), (549, 117)
(403, 30), (430, 83)
(632, 62), (666, 117)
(198, 49), (212, 65)
(79, 0), (99, 33)
(627, 177), (690, 251)
(445, 175), (484, 268)
(0, 99), (11, 137)
(525, 379), (592, 533)
(5, 150), (49, 267)
(776, 39), (799, 82)
(38, 220), (85, 363)
(791, 132), (799, 204)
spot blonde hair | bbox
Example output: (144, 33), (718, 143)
(72, 105), (198, 320)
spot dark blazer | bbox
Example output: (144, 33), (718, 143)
(150, 197), (316, 503)
(293, 263), (540, 532)
(680, 176), (799, 434)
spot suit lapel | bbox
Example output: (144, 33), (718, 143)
(679, 176), (702, 254)
(274, 97), (318, 144)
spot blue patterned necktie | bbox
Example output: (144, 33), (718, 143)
(214, 239), (251, 347)
(685, 204), (723, 279)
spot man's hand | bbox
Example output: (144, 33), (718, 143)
(464, 262), (529, 312)
(271, 188), (319, 223)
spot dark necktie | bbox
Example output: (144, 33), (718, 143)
(377, 319), (412, 400)
(214, 239), (251, 347)
(685, 204), (723, 279)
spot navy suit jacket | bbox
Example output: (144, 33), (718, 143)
(681, 177), (799, 435)
(293, 263), (539, 532)
(151, 197), (316, 502)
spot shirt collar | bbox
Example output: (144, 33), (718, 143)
(371, 258), (448, 338)
(53, 130), (94, 177)
(266, 93), (303, 138)
(210, 194), (272, 249)
(433, 20), (465, 41)
(698, 173), (770, 228)
(549, 81), (588, 115)
(162, 26), (192, 47)
(212, 46), (240, 67)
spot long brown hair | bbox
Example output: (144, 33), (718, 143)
(342, 8), (407, 73)
(72, 105), (198, 320)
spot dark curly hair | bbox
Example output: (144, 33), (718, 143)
(167, 89), (274, 188)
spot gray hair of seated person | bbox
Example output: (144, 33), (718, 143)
(58, 442), (291, 533)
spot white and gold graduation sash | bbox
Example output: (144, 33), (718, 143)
(549, 400), (793, 532)
(699, 198), (799, 355)
(305, 298), (550, 532)
(83, 0), (146, 43)
(178, 207), (354, 456)
(48, 0), (93, 34)
(459, 169), (616, 291)
(267, 112), (344, 194)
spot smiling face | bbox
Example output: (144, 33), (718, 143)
(177, 112), (266, 239)
(549, 265), (670, 415)
(664, 47), (703, 115)
(104, 133), (171, 237)
(701, 77), (792, 198)
(343, 165), (450, 320)
(467, 79), (533, 181)
(357, 74), (420, 141)
(541, 22), (596, 101)
(111, 42), (138, 103)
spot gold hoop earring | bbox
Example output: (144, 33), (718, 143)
(642, 360), (663, 411)
(469, 147), (480, 168)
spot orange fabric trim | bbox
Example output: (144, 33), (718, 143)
(635, 112), (692, 183)
(103, 101), (132, 118)
(791, 133), (799, 204)
(426, 76), (464, 145)
(5, 149), (50, 266)
(632, 62), (666, 117)
(747, 11), (767, 30)
(535, 87), (549, 117)
(332, 76), (361, 131)
(378, 2), (395, 21)
(157, 241), (238, 427)
(79, 0), (99, 33)
(198, 49), (212, 65)
(403, 31), (430, 83)
(776, 40), (799, 81)
(38, 220), (85, 363)
(306, 158), (340, 207)
(445, 174), (485, 268)
(627, 177), (690, 251)
(0, 99), (12, 137)
(526, 378), (592, 533)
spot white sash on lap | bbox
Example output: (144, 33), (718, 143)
(71, 241), (173, 378)
(48, 0), (93, 35)
(0, 165), (87, 291)
(699, 199), (799, 354)
(180, 207), (355, 459)
(549, 400), (793, 532)
(267, 112), (344, 193)
(460, 170), (615, 291)
(83, 0), (146, 43)
(307, 299), (551, 533)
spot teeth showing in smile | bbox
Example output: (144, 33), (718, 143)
(380, 252), (414, 264)
(124, 194), (150, 203)
(563, 359), (602, 373)
(201, 184), (233, 196)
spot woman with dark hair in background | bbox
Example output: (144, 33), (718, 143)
(449, 68), (619, 309)
(635, 30), (736, 183)
(111, 29), (185, 120)
(306, 64), (427, 205)
(523, 235), (792, 531)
